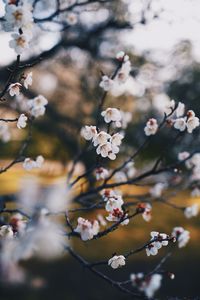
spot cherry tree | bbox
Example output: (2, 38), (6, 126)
(0, 1), (199, 299)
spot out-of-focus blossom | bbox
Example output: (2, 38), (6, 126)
(149, 183), (166, 198)
(184, 204), (199, 218)
(9, 33), (30, 54)
(99, 75), (114, 91)
(95, 167), (109, 180)
(17, 113), (28, 129)
(172, 227), (190, 248)
(130, 273), (162, 299)
(144, 118), (158, 136)
(22, 72), (32, 89)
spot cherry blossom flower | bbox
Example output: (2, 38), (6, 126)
(5, 3), (33, 30)
(28, 95), (48, 118)
(137, 203), (152, 222)
(146, 242), (159, 256)
(105, 195), (124, 212)
(74, 217), (99, 241)
(110, 133), (124, 147)
(149, 183), (166, 198)
(23, 158), (37, 171)
(81, 125), (97, 141)
(184, 204), (199, 218)
(17, 113), (28, 129)
(174, 117), (187, 131)
(186, 112), (200, 133)
(101, 189), (117, 201)
(101, 108), (122, 127)
(99, 75), (114, 91)
(144, 118), (158, 136)
(96, 142), (118, 160)
(0, 225), (14, 239)
(8, 82), (22, 96)
(106, 208), (129, 225)
(93, 131), (111, 147)
(176, 102), (185, 117)
(150, 231), (169, 248)
(108, 255), (126, 269)
(130, 273), (162, 299)
(22, 72), (32, 89)
(23, 155), (44, 171)
(9, 33), (30, 54)
(116, 60), (131, 84)
(172, 227), (190, 248)
(95, 167), (109, 180)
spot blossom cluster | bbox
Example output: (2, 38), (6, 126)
(3, 1), (35, 55)
(99, 51), (131, 91)
(74, 217), (100, 241)
(130, 273), (162, 298)
(81, 109), (126, 160)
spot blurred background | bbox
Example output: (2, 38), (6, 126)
(0, 0), (200, 299)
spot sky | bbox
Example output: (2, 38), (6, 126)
(1, 0), (200, 65)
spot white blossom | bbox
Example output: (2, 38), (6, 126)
(174, 117), (187, 131)
(5, 3), (33, 30)
(176, 102), (185, 117)
(106, 208), (129, 225)
(184, 204), (199, 218)
(17, 113), (27, 129)
(110, 133), (123, 147)
(130, 273), (162, 299)
(0, 121), (11, 142)
(116, 60), (131, 84)
(186, 113), (200, 133)
(99, 75), (114, 91)
(23, 155), (44, 171)
(149, 183), (166, 198)
(96, 142), (118, 160)
(105, 195), (124, 212)
(172, 227), (190, 248)
(23, 72), (32, 89)
(93, 131), (111, 147)
(108, 255), (126, 269)
(8, 82), (22, 96)
(74, 217), (99, 241)
(137, 203), (152, 222)
(144, 118), (158, 136)
(9, 33), (30, 54)
(28, 95), (48, 118)
(81, 125), (97, 141)
(101, 108), (122, 127)
(95, 167), (109, 180)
